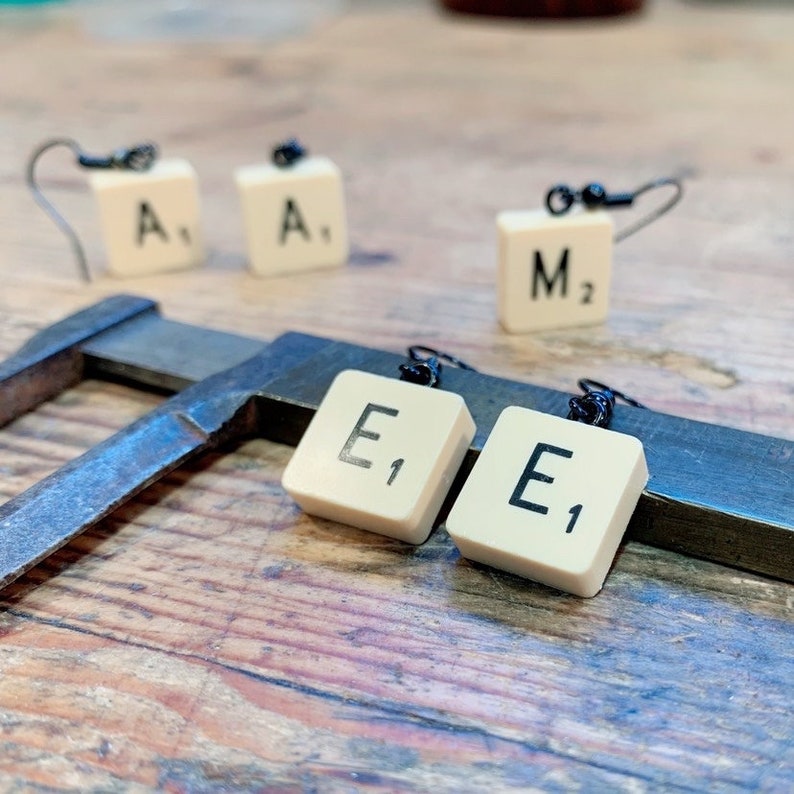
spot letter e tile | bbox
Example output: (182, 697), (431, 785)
(444, 406), (648, 597)
(282, 370), (475, 544)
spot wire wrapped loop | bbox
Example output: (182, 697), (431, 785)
(272, 138), (307, 167)
(399, 356), (443, 388)
(567, 388), (615, 428)
(567, 379), (646, 428)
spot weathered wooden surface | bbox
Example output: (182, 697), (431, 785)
(0, 1), (792, 790)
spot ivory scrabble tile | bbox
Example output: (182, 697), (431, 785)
(282, 370), (475, 544)
(497, 209), (613, 333)
(444, 406), (648, 597)
(90, 158), (204, 278)
(235, 156), (349, 277)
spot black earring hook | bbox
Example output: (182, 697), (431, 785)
(545, 177), (683, 242)
(26, 138), (158, 282)
(567, 378), (646, 429)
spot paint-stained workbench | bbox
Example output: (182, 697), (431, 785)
(0, 1), (792, 790)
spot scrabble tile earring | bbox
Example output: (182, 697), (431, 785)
(444, 379), (649, 597)
(235, 138), (349, 277)
(497, 176), (682, 333)
(27, 138), (204, 280)
(282, 349), (476, 544)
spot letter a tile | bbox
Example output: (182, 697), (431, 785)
(497, 209), (613, 333)
(90, 159), (204, 277)
(444, 406), (648, 597)
(235, 156), (349, 277)
(282, 370), (475, 544)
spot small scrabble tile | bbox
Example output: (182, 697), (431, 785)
(282, 370), (475, 544)
(90, 158), (204, 278)
(235, 156), (349, 277)
(497, 208), (613, 333)
(444, 406), (648, 597)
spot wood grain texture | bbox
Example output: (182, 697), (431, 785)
(0, 1), (792, 791)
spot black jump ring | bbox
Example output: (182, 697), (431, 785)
(399, 357), (443, 388)
(567, 391), (614, 428)
(272, 138), (307, 167)
(545, 184), (577, 215)
(568, 379), (647, 428)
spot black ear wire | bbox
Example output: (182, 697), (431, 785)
(546, 177), (683, 242)
(27, 138), (159, 282)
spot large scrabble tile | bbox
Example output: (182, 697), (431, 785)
(235, 156), (348, 277)
(90, 158), (203, 277)
(282, 370), (475, 544)
(497, 209), (613, 333)
(444, 406), (647, 597)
